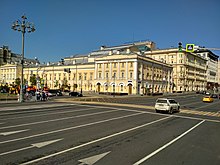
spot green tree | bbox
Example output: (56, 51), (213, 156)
(54, 80), (59, 88)
(15, 78), (21, 87)
(30, 74), (37, 86)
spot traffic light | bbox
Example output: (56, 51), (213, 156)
(178, 42), (182, 52)
(60, 58), (64, 65)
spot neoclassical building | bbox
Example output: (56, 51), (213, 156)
(195, 48), (219, 90)
(145, 48), (208, 92)
(23, 41), (173, 95)
(3, 41), (217, 94)
(0, 45), (39, 86)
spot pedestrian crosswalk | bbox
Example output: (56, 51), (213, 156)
(59, 99), (220, 117)
(181, 109), (220, 117)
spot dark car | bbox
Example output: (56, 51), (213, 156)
(69, 92), (83, 97)
(211, 94), (218, 98)
(48, 89), (63, 96)
(56, 90), (63, 96)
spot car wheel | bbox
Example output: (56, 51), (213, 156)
(177, 106), (180, 112)
(169, 108), (173, 114)
(155, 109), (159, 113)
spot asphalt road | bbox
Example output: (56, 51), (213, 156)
(0, 94), (219, 165)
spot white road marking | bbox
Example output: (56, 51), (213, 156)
(0, 112), (144, 145)
(20, 116), (172, 165)
(0, 129), (29, 136)
(0, 107), (97, 121)
(0, 103), (71, 111)
(78, 151), (111, 165)
(133, 120), (205, 165)
(0, 138), (62, 156)
(0, 109), (117, 130)
(193, 101), (219, 110)
(31, 139), (63, 148)
(172, 114), (220, 123)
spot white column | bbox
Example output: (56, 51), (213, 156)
(94, 63), (97, 79)
(126, 62), (128, 79)
(102, 62), (105, 79)
(117, 62), (120, 79)
(133, 60), (138, 80)
(110, 62), (112, 79)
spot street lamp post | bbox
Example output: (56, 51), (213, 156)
(113, 73), (116, 97)
(12, 15), (35, 102)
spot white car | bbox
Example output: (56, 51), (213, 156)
(155, 98), (180, 114)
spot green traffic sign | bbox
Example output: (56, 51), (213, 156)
(186, 44), (194, 52)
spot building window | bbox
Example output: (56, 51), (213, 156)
(130, 62), (133, 67)
(113, 63), (116, 68)
(113, 72), (116, 78)
(121, 72), (124, 78)
(130, 72), (133, 79)
(106, 63), (109, 68)
(90, 73), (93, 80)
(84, 73), (87, 80)
(122, 62), (125, 68)
(99, 64), (102, 68)
(106, 72), (109, 78)
(121, 85), (123, 91)
(99, 72), (102, 79)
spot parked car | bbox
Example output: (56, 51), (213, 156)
(69, 92), (83, 97)
(155, 98), (180, 114)
(205, 91), (211, 95)
(48, 89), (63, 96)
(211, 94), (218, 98)
(56, 90), (63, 96)
(62, 90), (70, 96)
(202, 96), (214, 103)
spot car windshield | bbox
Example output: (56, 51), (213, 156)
(169, 100), (177, 104)
(156, 100), (167, 103)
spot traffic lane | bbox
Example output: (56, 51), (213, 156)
(0, 103), (93, 120)
(0, 102), (71, 112)
(23, 116), (200, 165)
(196, 99), (220, 112)
(93, 118), (202, 165)
(183, 99), (220, 112)
(140, 121), (220, 165)
(118, 94), (203, 107)
(0, 111), (167, 164)
(0, 107), (138, 145)
(0, 105), (108, 129)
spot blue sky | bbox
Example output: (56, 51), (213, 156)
(1, 0), (220, 62)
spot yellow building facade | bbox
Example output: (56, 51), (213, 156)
(23, 52), (173, 95)
(0, 63), (21, 85)
(145, 48), (207, 92)
(1, 42), (174, 95)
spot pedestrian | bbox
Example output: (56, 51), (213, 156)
(42, 92), (46, 101)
